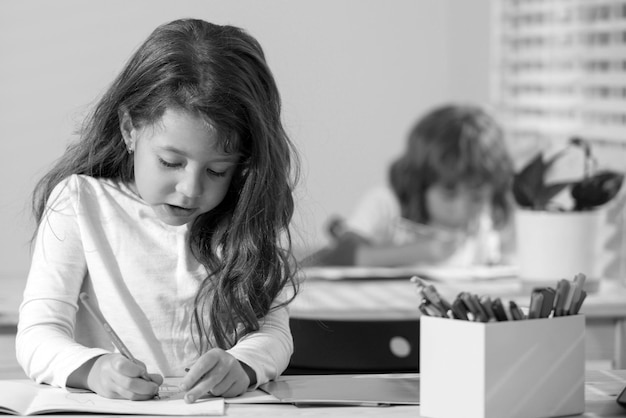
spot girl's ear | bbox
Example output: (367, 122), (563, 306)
(118, 108), (136, 153)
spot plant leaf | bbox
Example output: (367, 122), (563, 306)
(535, 182), (571, 209)
(512, 154), (546, 208)
(571, 170), (625, 210)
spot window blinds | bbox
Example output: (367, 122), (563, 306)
(491, 0), (626, 153)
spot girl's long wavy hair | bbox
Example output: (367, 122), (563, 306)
(389, 104), (514, 228)
(31, 19), (300, 351)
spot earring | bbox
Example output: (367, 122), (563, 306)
(126, 144), (134, 154)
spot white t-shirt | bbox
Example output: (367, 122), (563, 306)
(345, 186), (503, 266)
(17, 175), (292, 389)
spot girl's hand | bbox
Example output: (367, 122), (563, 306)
(181, 348), (252, 402)
(86, 353), (162, 400)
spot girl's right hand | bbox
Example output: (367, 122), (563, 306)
(86, 354), (162, 400)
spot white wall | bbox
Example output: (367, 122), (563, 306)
(0, 0), (491, 279)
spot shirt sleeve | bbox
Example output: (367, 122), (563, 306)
(16, 176), (109, 388)
(226, 290), (293, 388)
(344, 187), (400, 245)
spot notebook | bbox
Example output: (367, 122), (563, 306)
(259, 374), (420, 406)
(0, 379), (224, 416)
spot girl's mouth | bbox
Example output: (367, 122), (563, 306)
(165, 204), (196, 217)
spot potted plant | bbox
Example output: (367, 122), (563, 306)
(512, 137), (624, 289)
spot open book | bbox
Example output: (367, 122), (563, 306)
(0, 379), (224, 415)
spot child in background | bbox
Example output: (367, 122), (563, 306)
(314, 104), (514, 267)
(17, 19), (299, 402)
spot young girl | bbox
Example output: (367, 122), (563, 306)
(17, 19), (299, 402)
(318, 104), (514, 267)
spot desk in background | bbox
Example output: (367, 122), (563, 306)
(4, 272), (626, 370)
(289, 274), (626, 370)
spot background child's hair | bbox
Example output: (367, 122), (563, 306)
(389, 104), (514, 227)
(31, 19), (300, 351)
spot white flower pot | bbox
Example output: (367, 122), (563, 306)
(515, 209), (602, 289)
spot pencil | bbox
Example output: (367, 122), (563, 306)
(79, 293), (157, 390)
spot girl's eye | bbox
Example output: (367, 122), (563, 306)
(158, 158), (181, 168)
(207, 168), (227, 178)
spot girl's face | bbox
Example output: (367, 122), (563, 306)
(425, 182), (492, 230)
(121, 108), (240, 226)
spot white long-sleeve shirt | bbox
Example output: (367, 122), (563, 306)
(17, 174), (293, 389)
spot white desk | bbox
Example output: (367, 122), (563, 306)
(2, 310), (626, 416)
(221, 369), (626, 417)
(226, 369), (626, 416)
(0, 370), (624, 417)
(289, 276), (626, 369)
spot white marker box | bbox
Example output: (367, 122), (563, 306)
(420, 315), (585, 418)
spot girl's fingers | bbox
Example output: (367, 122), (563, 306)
(183, 366), (248, 401)
(217, 379), (248, 398)
(113, 356), (146, 377)
(129, 376), (161, 397)
(205, 372), (238, 397)
(148, 372), (164, 386)
(183, 364), (225, 403)
(112, 357), (161, 398)
(182, 349), (251, 402)
(115, 386), (158, 401)
(182, 357), (219, 391)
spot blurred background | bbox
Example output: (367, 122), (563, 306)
(1, 0), (625, 286)
(0, 0), (493, 281)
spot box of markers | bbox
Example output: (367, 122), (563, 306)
(419, 314), (584, 418)
(414, 273), (587, 418)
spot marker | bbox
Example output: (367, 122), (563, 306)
(553, 279), (570, 317)
(538, 287), (556, 318)
(459, 292), (487, 322)
(570, 290), (587, 315)
(79, 293), (159, 397)
(471, 294), (490, 322)
(568, 273), (587, 314)
(423, 285), (452, 313)
(479, 295), (496, 322)
(528, 292), (544, 319)
(509, 300), (525, 320)
(419, 300), (446, 317)
(451, 298), (469, 320)
(411, 276), (452, 315)
(491, 298), (509, 321)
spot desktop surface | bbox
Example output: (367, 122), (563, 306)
(0, 371), (624, 417)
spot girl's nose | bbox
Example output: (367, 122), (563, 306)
(176, 171), (204, 198)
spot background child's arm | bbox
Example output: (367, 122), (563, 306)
(353, 236), (462, 267)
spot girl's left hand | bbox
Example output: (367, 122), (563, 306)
(180, 348), (251, 402)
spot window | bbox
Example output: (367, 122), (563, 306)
(492, 0), (626, 156)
